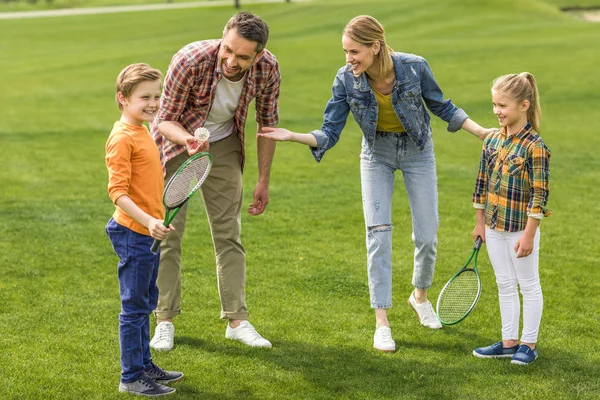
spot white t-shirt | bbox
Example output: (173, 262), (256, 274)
(204, 74), (245, 143)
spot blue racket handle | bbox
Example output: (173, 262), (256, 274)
(474, 236), (483, 250)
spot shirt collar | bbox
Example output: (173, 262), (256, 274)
(501, 121), (533, 140)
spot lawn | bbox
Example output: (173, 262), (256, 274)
(1, 0), (599, 399)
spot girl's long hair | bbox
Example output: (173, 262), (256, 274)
(343, 15), (394, 80)
(492, 72), (541, 132)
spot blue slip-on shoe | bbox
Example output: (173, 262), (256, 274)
(511, 344), (538, 365)
(473, 341), (519, 358)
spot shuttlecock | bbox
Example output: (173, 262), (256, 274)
(194, 127), (210, 143)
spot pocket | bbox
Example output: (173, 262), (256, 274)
(347, 96), (369, 122)
(400, 85), (422, 111)
(506, 155), (525, 176)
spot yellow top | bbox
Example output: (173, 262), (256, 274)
(372, 86), (405, 133)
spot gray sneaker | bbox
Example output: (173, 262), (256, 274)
(118, 373), (175, 397)
(145, 362), (184, 385)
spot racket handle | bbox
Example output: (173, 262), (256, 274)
(150, 239), (161, 254)
(474, 236), (483, 250)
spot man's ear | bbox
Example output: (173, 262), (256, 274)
(254, 49), (265, 64)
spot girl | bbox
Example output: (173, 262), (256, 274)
(258, 15), (494, 352)
(471, 72), (551, 365)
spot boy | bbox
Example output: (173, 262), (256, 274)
(105, 63), (191, 396)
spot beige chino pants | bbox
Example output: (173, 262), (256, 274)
(155, 133), (248, 320)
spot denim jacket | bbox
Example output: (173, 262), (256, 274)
(310, 52), (469, 162)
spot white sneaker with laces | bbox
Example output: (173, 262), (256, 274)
(373, 326), (396, 352)
(150, 321), (175, 352)
(225, 321), (272, 348)
(408, 292), (442, 329)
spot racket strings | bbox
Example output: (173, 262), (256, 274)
(437, 270), (480, 322)
(164, 156), (211, 208)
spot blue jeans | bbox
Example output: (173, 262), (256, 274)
(360, 133), (439, 309)
(106, 218), (159, 383)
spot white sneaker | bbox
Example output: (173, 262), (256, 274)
(225, 321), (272, 348)
(150, 321), (175, 352)
(408, 292), (442, 329)
(373, 326), (396, 352)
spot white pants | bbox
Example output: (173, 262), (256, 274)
(485, 227), (543, 344)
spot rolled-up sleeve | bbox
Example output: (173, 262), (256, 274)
(527, 141), (551, 218)
(472, 142), (488, 206)
(255, 60), (281, 128)
(310, 73), (350, 163)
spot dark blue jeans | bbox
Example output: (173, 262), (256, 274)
(106, 218), (159, 383)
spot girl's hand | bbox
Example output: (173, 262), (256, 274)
(257, 127), (295, 142)
(472, 225), (486, 243)
(514, 234), (534, 258)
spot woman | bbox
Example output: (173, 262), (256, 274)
(259, 15), (494, 352)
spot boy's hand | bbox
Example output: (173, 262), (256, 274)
(147, 218), (174, 240)
(514, 233), (534, 258)
(186, 136), (209, 156)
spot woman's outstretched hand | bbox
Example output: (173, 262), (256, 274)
(257, 127), (295, 142)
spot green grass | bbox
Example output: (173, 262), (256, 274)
(1, 0), (600, 399)
(0, 0), (222, 13)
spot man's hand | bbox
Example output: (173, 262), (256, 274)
(248, 181), (269, 215)
(186, 136), (209, 156)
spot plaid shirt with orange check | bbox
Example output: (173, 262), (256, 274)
(151, 39), (280, 172)
(473, 122), (551, 232)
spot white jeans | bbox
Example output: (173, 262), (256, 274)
(485, 227), (543, 343)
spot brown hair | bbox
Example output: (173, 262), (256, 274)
(115, 63), (162, 110)
(343, 15), (394, 80)
(492, 72), (541, 132)
(224, 11), (270, 53)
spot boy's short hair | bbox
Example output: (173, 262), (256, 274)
(115, 63), (163, 110)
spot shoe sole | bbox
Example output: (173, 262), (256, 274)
(373, 346), (396, 353)
(511, 357), (538, 365)
(472, 350), (515, 359)
(150, 346), (174, 352)
(225, 337), (272, 348)
(155, 374), (185, 385)
(118, 388), (176, 397)
(150, 341), (174, 352)
(407, 299), (443, 329)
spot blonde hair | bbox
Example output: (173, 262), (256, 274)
(343, 15), (394, 80)
(115, 63), (162, 110)
(492, 72), (541, 132)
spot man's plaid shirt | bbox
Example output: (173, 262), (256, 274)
(151, 39), (280, 172)
(473, 122), (551, 232)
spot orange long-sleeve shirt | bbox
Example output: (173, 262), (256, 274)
(105, 121), (164, 236)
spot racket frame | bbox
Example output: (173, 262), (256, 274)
(150, 152), (212, 253)
(435, 236), (483, 325)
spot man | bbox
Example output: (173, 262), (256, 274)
(150, 11), (279, 351)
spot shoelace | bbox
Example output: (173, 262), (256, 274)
(147, 363), (165, 378)
(156, 325), (172, 341)
(139, 376), (155, 389)
(241, 324), (263, 341)
(418, 301), (437, 322)
(378, 328), (392, 341)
